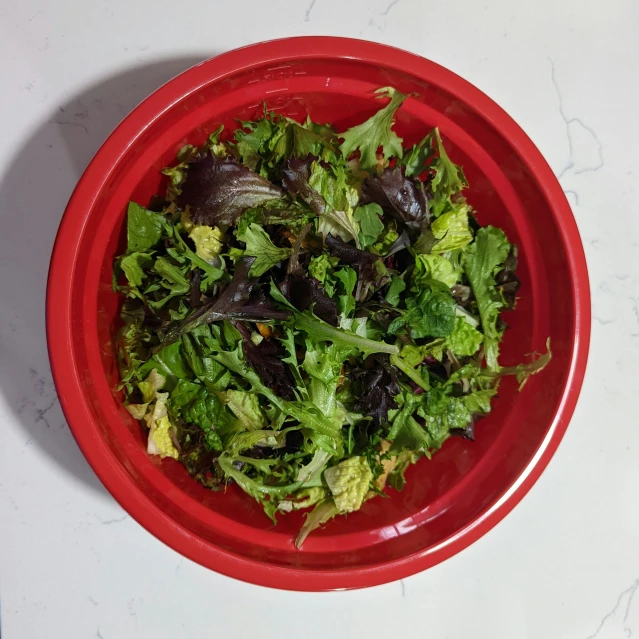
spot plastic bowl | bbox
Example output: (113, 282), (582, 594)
(47, 37), (590, 590)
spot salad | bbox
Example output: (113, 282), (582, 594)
(114, 87), (550, 547)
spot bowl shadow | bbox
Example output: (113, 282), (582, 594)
(0, 55), (211, 497)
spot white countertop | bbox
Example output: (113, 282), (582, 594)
(1, 1), (638, 637)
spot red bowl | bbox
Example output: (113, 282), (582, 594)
(47, 37), (590, 590)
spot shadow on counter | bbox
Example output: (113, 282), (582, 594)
(0, 55), (210, 498)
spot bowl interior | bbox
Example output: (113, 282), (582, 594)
(63, 47), (578, 577)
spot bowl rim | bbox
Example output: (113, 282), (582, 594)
(46, 36), (591, 591)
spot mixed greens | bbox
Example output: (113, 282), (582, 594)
(114, 87), (550, 547)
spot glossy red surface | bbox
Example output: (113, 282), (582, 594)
(47, 37), (590, 590)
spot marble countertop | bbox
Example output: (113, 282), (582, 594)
(1, 1), (637, 637)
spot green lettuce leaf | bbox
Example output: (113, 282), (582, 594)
(334, 267), (357, 317)
(236, 117), (279, 170)
(268, 280), (298, 311)
(116, 305), (152, 388)
(170, 222), (225, 289)
(138, 369), (166, 403)
(393, 315), (482, 364)
(303, 339), (350, 419)
(209, 342), (343, 445)
(387, 283), (456, 339)
(387, 392), (421, 440)
(308, 161), (360, 244)
(226, 428), (292, 456)
(428, 128), (469, 217)
(237, 223), (292, 276)
(295, 498), (340, 548)
(235, 113), (339, 175)
(463, 388), (497, 413)
(396, 343), (427, 368)
(141, 341), (192, 388)
(419, 387), (471, 445)
(293, 311), (399, 356)
(217, 453), (303, 523)
(463, 226), (511, 370)
(149, 415), (179, 459)
(125, 368), (166, 419)
(354, 203), (384, 249)
(170, 379), (229, 449)
(279, 487), (328, 513)
(126, 202), (166, 252)
(402, 132), (435, 178)
(324, 456), (373, 513)
(308, 162), (359, 212)
(224, 389), (266, 429)
(390, 382), (490, 455)
(161, 144), (200, 200)
(371, 221), (399, 256)
(308, 254), (338, 296)
(430, 204), (473, 252)
(495, 338), (552, 390)
(279, 328), (308, 400)
(339, 87), (409, 172)
(144, 257), (190, 309)
(389, 352), (430, 391)
(385, 274), (407, 307)
(446, 317), (484, 357)
(144, 392), (179, 459)
(206, 125), (226, 157)
(318, 209), (361, 246)
(120, 252), (153, 288)
(182, 332), (232, 391)
(295, 450), (332, 483)
(236, 199), (313, 237)
(387, 450), (418, 491)
(188, 225), (224, 264)
(412, 253), (459, 289)
(168, 300), (189, 322)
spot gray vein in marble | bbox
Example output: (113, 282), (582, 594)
(599, 281), (614, 294)
(17, 368), (60, 430)
(94, 514), (128, 525)
(13, 368), (71, 439)
(27, 8), (44, 22)
(369, 0), (401, 31)
(549, 58), (604, 178)
(563, 189), (579, 205)
(304, 0), (317, 21)
(585, 579), (639, 638)
(127, 598), (138, 617)
(625, 582), (639, 625)
(593, 315), (614, 326)
(381, 0), (400, 16)
(88, 597), (99, 606)
(572, 119), (604, 175)
(29, 367), (45, 394)
(48, 119), (89, 134)
(631, 297), (639, 325)
(400, 579), (406, 597)
(35, 396), (57, 429)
